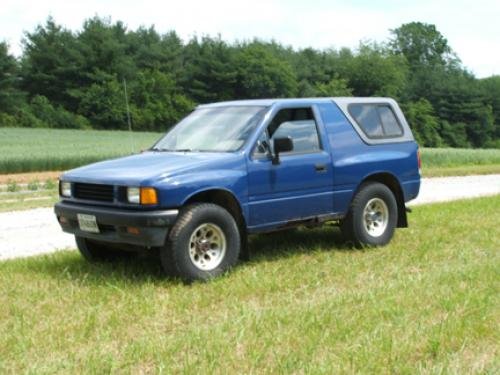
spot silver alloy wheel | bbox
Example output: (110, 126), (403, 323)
(363, 198), (389, 237)
(188, 223), (227, 271)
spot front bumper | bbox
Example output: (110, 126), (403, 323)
(54, 202), (178, 247)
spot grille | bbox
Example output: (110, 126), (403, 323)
(73, 183), (114, 202)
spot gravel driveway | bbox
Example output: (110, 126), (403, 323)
(1, 174), (499, 260)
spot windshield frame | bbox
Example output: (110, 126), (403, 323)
(151, 105), (269, 153)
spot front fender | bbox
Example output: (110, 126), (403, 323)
(154, 169), (248, 209)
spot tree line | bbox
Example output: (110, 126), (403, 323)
(0, 17), (499, 148)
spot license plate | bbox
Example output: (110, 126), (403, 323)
(77, 214), (100, 233)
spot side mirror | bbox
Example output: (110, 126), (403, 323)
(256, 140), (271, 155)
(272, 137), (293, 165)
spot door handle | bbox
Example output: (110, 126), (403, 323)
(315, 164), (327, 172)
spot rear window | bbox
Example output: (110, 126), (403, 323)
(348, 104), (403, 138)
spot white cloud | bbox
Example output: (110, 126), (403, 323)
(0, 0), (499, 77)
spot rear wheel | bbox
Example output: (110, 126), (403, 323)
(75, 236), (132, 262)
(161, 203), (241, 282)
(340, 182), (398, 247)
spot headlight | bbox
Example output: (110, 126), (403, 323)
(127, 187), (158, 205)
(60, 181), (71, 197)
(127, 187), (140, 204)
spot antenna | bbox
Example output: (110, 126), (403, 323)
(122, 78), (135, 153)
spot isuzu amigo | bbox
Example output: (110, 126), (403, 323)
(55, 98), (421, 281)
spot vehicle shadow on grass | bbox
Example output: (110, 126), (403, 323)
(25, 225), (353, 284)
(247, 225), (352, 263)
(23, 250), (170, 285)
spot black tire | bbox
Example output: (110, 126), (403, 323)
(161, 203), (241, 282)
(75, 236), (132, 262)
(340, 182), (398, 247)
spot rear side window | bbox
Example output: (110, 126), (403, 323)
(349, 104), (403, 138)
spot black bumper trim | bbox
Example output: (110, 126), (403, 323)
(54, 202), (178, 247)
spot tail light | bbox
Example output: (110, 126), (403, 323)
(417, 149), (422, 172)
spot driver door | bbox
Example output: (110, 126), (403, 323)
(247, 106), (334, 228)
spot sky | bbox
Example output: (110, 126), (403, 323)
(1, 0), (499, 78)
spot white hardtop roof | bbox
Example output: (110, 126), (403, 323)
(198, 97), (396, 108)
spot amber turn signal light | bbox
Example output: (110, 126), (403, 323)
(126, 226), (140, 235)
(140, 187), (158, 205)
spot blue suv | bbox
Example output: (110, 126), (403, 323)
(55, 98), (421, 281)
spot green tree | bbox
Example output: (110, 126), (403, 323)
(389, 22), (459, 103)
(314, 76), (353, 96)
(390, 22), (459, 69)
(77, 17), (136, 82)
(234, 42), (298, 98)
(181, 36), (238, 103)
(21, 17), (85, 111)
(292, 48), (337, 95)
(403, 99), (443, 147)
(341, 43), (408, 98)
(479, 76), (500, 140)
(438, 121), (470, 148)
(433, 73), (494, 147)
(0, 42), (24, 114)
(30, 95), (90, 129)
(131, 69), (194, 131)
(390, 22), (497, 147)
(78, 77), (128, 129)
(5, 15), (498, 147)
(129, 28), (183, 75)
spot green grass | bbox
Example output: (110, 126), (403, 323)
(423, 164), (500, 177)
(0, 129), (498, 214)
(1, 196), (498, 373)
(421, 148), (500, 173)
(0, 189), (59, 212)
(0, 128), (499, 176)
(421, 147), (500, 177)
(0, 127), (161, 173)
(421, 147), (500, 167)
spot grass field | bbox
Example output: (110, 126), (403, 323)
(423, 164), (500, 177)
(0, 127), (161, 174)
(1, 196), (498, 373)
(0, 178), (59, 212)
(0, 187), (59, 212)
(422, 148), (500, 177)
(0, 128), (499, 176)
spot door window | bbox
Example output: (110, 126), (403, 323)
(256, 107), (321, 156)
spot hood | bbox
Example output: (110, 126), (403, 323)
(62, 151), (244, 185)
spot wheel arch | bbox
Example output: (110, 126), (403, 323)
(357, 172), (407, 228)
(183, 188), (247, 230)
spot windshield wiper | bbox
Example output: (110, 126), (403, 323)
(150, 148), (196, 152)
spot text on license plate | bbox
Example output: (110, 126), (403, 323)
(77, 213), (100, 233)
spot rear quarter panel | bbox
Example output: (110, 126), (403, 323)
(317, 102), (420, 214)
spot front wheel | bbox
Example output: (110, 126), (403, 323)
(161, 203), (241, 282)
(340, 182), (398, 247)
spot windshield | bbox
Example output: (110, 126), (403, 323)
(153, 106), (267, 152)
